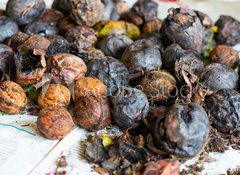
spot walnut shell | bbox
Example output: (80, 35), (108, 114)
(65, 25), (98, 50)
(37, 107), (74, 140)
(38, 84), (71, 109)
(15, 35), (50, 85)
(70, 0), (104, 26)
(48, 53), (87, 85)
(0, 81), (28, 114)
(74, 95), (111, 131)
(74, 77), (107, 102)
(139, 70), (177, 102)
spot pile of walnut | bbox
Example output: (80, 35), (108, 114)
(0, 0), (240, 174)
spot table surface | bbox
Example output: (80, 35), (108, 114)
(1, 0), (240, 175)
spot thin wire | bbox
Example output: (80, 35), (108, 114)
(0, 122), (36, 136)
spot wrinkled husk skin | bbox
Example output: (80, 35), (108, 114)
(161, 8), (204, 51)
(37, 107), (74, 140)
(38, 84), (71, 109)
(48, 53), (87, 85)
(70, 0), (104, 26)
(154, 103), (209, 158)
(74, 77), (107, 102)
(75, 95), (111, 131)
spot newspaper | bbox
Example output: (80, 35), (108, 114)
(0, 114), (120, 175)
(0, 114), (99, 175)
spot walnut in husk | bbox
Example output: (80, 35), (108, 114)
(139, 70), (177, 102)
(86, 56), (129, 96)
(38, 84), (71, 109)
(48, 53), (87, 85)
(74, 77), (107, 102)
(6, 0), (46, 26)
(211, 45), (239, 69)
(121, 39), (162, 74)
(0, 81), (28, 114)
(65, 25), (98, 50)
(214, 15), (240, 46)
(121, 0), (158, 27)
(37, 107), (74, 140)
(199, 63), (238, 92)
(74, 95), (111, 131)
(162, 44), (185, 70)
(160, 6), (204, 51)
(45, 35), (70, 59)
(174, 51), (204, 85)
(15, 35), (51, 85)
(83, 47), (105, 63)
(70, 0), (104, 26)
(110, 86), (149, 129)
(99, 34), (133, 59)
(205, 89), (240, 133)
(94, 21), (140, 40)
(0, 16), (19, 43)
(154, 103), (209, 158)
(0, 44), (15, 81)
